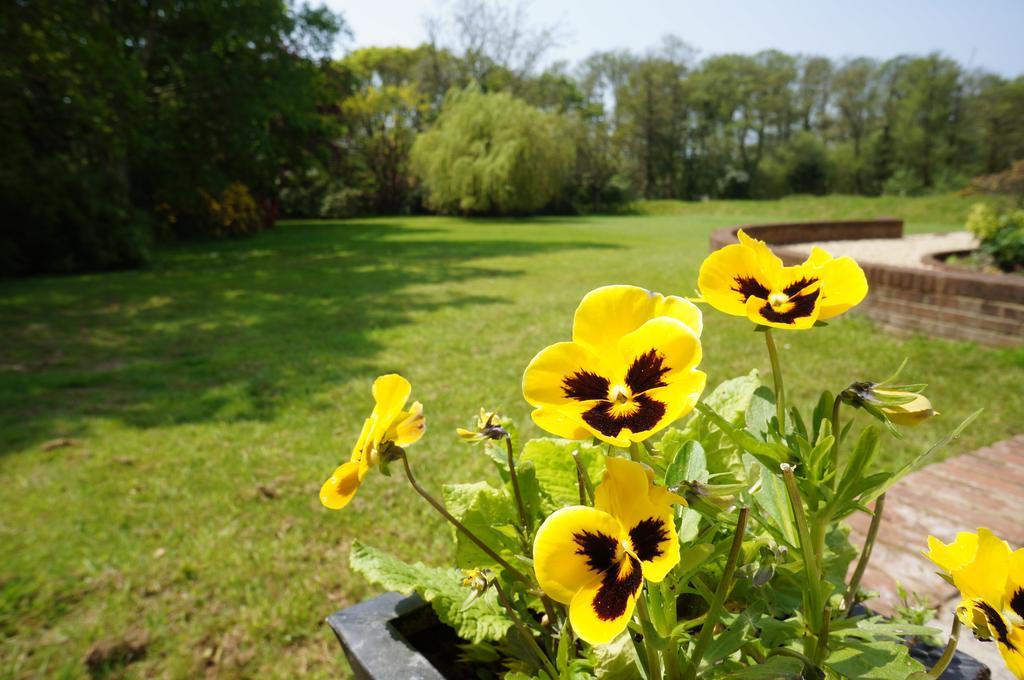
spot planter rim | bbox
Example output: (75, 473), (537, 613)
(330, 592), (991, 679)
(327, 592), (445, 680)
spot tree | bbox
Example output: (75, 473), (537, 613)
(0, 0), (345, 275)
(410, 86), (574, 214)
(335, 48), (431, 213)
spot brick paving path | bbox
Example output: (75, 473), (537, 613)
(847, 434), (1024, 611)
(847, 435), (1024, 679)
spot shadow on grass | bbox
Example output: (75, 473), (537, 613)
(0, 220), (620, 455)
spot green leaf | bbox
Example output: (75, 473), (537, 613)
(348, 541), (512, 644)
(665, 440), (708, 542)
(704, 614), (749, 664)
(442, 482), (522, 569)
(744, 385), (776, 437)
(754, 617), (803, 649)
(519, 439), (605, 515)
(718, 656), (803, 679)
(676, 543), (715, 577)
(742, 454), (799, 548)
(696, 403), (789, 465)
(666, 440), (709, 487)
(590, 631), (637, 680)
(825, 640), (926, 679)
(829, 619), (941, 641)
(698, 371), (762, 426)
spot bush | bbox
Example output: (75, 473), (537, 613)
(967, 159), (1024, 199)
(882, 168), (926, 197)
(201, 183), (266, 237)
(965, 202), (1024, 272)
(410, 86), (575, 215)
(0, 165), (153, 277)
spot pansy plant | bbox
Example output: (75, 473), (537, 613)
(325, 270), (995, 680)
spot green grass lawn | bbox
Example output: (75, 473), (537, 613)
(1, 195), (1021, 678)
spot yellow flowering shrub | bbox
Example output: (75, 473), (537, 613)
(200, 182), (265, 237)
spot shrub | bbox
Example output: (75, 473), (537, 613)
(967, 159), (1024, 199)
(201, 183), (265, 237)
(965, 202), (1024, 272)
(0, 165), (153, 277)
(410, 86), (575, 215)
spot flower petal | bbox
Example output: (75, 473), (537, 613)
(578, 397), (666, 447)
(594, 457), (682, 582)
(371, 374), (412, 439)
(639, 371), (708, 445)
(533, 506), (625, 605)
(320, 460), (364, 510)
(744, 286), (821, 329)
(569, 556), (643, 645)
(883, 393), (936, 426)
(617, 317), (703, 385)
(698, 230), (784, 317)
(806, 248), (868, 320)
(390, 401), (425, 446)
(523, 341), (606, 407)
(531, 404), (594, 441)
(573, 285), (702, 351)
(927, 531), (980, 575)
(997, 627), (1024, 679)
(953, 528), (1012, 606)
(1007, 548), (1024, 621)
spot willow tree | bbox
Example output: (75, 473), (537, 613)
(411, 85), (574, 214)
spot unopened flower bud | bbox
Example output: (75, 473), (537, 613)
(841, 381), (937, 429)
(874, 389), (937, 426)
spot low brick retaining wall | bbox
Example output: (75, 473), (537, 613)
(708, 220), (1024, 346)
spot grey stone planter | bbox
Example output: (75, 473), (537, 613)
(328, 593), (991, 679)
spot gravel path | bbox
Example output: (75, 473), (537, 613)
(786, 231), (978, 269)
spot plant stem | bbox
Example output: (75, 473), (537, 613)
(781, 464), (823, 642)
(636, 593), (663, 680)
(630, 629), (652, 680)
(811, 607), (831, 668)
(685, 506), (749, 680)
(492, 579), (559, 679)
(504, 433), (532, 548)
(830, 395), (843, 488)
(571, 450), (594, 505)
(400, 452), (534, 589)
(927, 615), (962, 678)
(764, 328), (786, 432)
(843, 493), (886, 616)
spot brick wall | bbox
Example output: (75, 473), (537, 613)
(708, 220), (1024, 347)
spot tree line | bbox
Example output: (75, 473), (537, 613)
(3, 0), (1023, 275)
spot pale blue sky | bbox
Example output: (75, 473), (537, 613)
(327, 0), (1024, 76)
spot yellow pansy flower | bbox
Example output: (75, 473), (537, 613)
(925, 528), (1024, 678)
(533, 457), (685, 644)
(522, 285), (706, 447)
(319, 374), (425, 510)
(697, 230), (867, 329)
